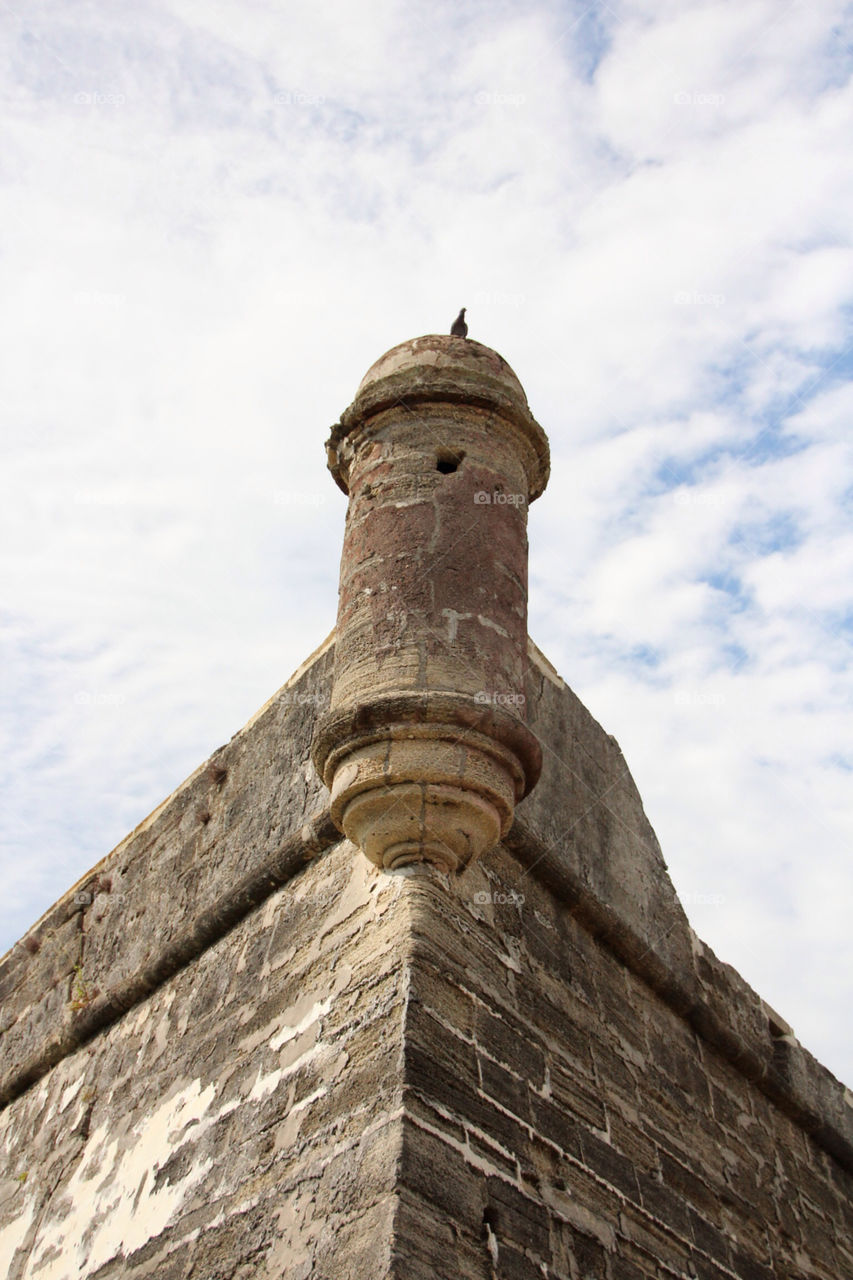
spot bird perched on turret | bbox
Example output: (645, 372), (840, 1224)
(450, 307), (468, 338)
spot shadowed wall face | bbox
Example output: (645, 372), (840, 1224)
(396, 851), (853, 1280)
(312, 335), (550, 874)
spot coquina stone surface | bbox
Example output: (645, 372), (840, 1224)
(2, 334), (851, 1278)
(0, 637), (850, 1279)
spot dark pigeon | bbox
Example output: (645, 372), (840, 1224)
(450, 307), (468, 338)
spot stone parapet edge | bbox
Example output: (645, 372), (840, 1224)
(506, 816), (853, 1174)
(0, 811), (342, 1109)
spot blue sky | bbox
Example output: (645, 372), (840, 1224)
(1, 0), (852, 1084)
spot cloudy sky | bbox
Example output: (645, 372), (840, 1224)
(2, 1), (851, 1084)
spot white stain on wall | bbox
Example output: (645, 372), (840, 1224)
(18, 1077), (216, 1279)
(0, 1196), (35, 1274)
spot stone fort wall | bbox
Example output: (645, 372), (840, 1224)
(0, 637), (850, 1278)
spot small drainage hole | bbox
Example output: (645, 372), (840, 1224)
(436, 450), (464, 474)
